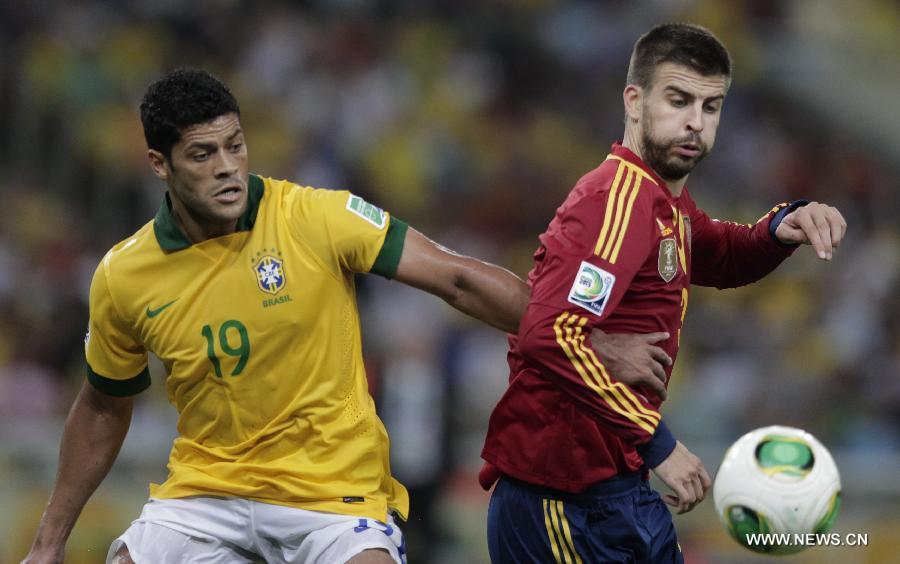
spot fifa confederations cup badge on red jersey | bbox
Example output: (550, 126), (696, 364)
(658, 239), (678, 282)
(252, 249), (287, 295)
(567, 261), (617, 316)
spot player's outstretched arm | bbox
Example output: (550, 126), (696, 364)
(22, 382), (134, 564)
(393, 227), (529, 334)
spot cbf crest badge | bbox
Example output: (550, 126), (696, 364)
(254, 254), (286, 294)
(658, 238), (678, 282)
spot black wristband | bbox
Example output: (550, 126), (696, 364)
(769, 199), (810, 247)
(636, 419), (677, 469)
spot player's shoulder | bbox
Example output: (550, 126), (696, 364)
(560, 157), (662, 219)
(257, 175), (349, 215)
(575, 156), (661, 198)
(88, 220), (157, 297)
(267, 176), (387, 233)
(102, 220), (157, 268)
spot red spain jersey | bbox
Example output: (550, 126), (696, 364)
(481, 143), (796, 492)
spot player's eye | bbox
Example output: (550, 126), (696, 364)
(670, 98), (687, 108)
(192, 153), (208, 162)
(703, 103), (720, 114)
(230, 142), (244, 152)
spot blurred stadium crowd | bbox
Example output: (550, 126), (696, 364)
(1, 1), (898, 562)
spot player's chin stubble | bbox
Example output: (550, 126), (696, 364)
(640, 131), (708, 182)
(639, 109), (708, 181)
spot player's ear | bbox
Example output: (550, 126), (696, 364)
(623, 84), (643, 123)
(148, 149), (170, 181)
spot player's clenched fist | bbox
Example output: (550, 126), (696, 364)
(651, 441), (712, 514)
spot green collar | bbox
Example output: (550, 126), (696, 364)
(153, 173), (264, 251)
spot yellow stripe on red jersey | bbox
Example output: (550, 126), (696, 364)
(552, 312), (660, 435)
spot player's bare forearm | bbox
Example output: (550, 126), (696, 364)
(394, 228), (529, 333)
(442, 256), (528, 333)
(25, 382), (133, 561)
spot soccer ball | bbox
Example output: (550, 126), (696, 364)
(712, 425), (841, 554)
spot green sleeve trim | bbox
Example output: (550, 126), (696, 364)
(86, 364), (151, 397)
(370, 217), (409, 279)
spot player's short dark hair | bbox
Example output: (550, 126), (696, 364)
(140, 68), (240, 159)
(626, 23), (732, 90)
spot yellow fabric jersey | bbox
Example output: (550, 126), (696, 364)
(85, 174), (410, 521)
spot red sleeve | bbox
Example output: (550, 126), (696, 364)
(517, 171), (663, 445)
(689, 199), (797, 289)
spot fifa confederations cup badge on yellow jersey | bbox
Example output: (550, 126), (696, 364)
(252, 249), (286, 295)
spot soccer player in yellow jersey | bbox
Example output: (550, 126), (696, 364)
(21, 68), (537, 564)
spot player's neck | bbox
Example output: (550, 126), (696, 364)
(663, 177), (686, 198)
(621, 131), (687, 198)
(170, 196), (238, 244)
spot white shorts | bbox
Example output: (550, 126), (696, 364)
(106, 496), (406, 564)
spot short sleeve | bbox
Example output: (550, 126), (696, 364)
(85, 257), (150, 396)
(304, 189), (407, 277)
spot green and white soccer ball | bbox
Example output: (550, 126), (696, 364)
(712, 425), (841, 554)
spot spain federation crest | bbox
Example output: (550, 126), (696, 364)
(255, 255), (286, 294)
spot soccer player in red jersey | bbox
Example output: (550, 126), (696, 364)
(480, 24), (847, 563)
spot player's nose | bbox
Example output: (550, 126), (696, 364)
(214, 148), (239, 178)
(686, 103), (704, 132)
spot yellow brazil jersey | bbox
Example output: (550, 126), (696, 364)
(85, 174), (410, 522)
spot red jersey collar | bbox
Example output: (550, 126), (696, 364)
(609, 142), (670, 192)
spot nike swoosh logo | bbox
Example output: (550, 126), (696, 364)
(146, 299), (179, 318)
